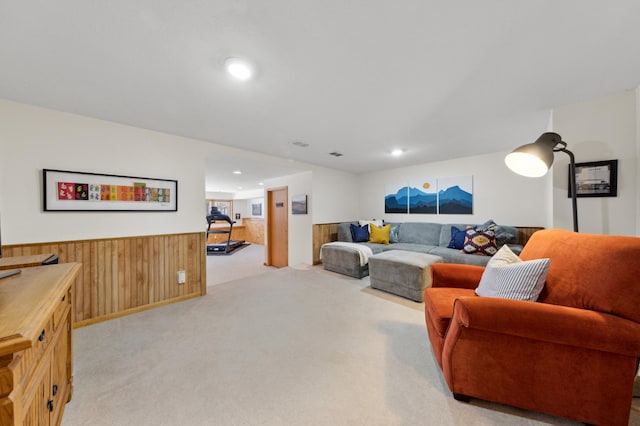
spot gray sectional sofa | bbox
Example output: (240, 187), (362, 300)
(321, 221), (523, 278)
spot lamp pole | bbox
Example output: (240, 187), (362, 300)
(555, 146), (579, 232)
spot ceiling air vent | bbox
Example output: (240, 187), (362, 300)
(329, 152), (343, 157)
(291, 141), (309, 148)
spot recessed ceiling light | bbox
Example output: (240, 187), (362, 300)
(258, 182), (264, 186)
(232, 170), (242, 175)
(225, 57), (254, 81)
(391, 149), (404, 157)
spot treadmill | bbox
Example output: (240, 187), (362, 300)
(206, 207), (246, 254)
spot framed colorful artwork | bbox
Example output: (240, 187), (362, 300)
(43, 169), (178, 211)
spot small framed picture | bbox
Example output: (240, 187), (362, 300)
(251, 203), (262, 217)
(292, 194), (308, 215)
(570, 160), (618, 198)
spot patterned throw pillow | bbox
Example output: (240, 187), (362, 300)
(462, 227), (498, 256)
(476, 219), (516, 247)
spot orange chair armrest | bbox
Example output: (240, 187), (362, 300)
(452, 297), (640, 356)
(431, 263), (485, 290)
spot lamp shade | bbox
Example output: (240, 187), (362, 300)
(504, 132), (562, 177)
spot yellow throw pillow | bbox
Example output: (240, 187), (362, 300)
(369, 224), (391, 245)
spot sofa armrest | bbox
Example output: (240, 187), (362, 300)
(431, 263), (485, 290)
(452, 296), (640, 356)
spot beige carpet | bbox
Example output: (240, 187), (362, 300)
(61, 264), (640, 425)
(206, 243), (275, 286)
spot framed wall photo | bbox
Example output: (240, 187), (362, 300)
(292, 194), (308, 215)
(43, 169), (178, 211)
(251, 203), (262, 217)
(570, 160), (618, 198)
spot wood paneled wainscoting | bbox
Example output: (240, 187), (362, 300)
(2, 232), (207, 327)
(206, 218), (265, 245)
(242, 218), (265, 244)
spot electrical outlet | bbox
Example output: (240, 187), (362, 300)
(177, 270), (186, 284)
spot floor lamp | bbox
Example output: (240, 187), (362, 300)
(505, 132), (579, 232)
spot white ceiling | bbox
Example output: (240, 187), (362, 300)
(2, 1), (640, 192)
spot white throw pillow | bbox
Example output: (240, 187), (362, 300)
(475, 245), (550, 301)
(359, 219), (383, 230)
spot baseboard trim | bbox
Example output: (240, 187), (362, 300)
(73, 292), (202, 328)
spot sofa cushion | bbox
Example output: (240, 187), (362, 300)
(337, 222), (355, 242)
(389, 243), (436, 254)
(447, 226), (467, 249)
(350, 224), (370, 242)
(397, 222), (442, 245)
(369, 224), (391, 244)
(439, 223), (474, 247)
(462, 227), (498, 256)
(429, 247), (492, 266)
(476, 245), (550, 301)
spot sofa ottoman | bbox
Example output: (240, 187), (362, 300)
(321, 242), (372, 279)
(369, 250), (443, 302)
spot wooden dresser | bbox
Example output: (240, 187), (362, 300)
(0, 263), (81, 426)
(0, 254), (57, 271)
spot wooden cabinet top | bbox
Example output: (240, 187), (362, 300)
(0, 263), (81, 356)
(0, 254), (56, 270)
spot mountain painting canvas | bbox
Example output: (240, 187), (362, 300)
(408, 180), (437, 214)
(437, 176), (473, 214)
(385, 184), (408, 213)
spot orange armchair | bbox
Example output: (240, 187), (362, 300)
(424, 229), (640, 425)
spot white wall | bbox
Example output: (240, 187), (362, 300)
(0, 99), (362, 267)
(264, 171), (313, 267)
(246, 197), (264, 218)
(234, 189), (264, 200)
(357, 151), (551, 227)
(552, 90), (638, 235)
(0, 100), (208, 244)
(206, 191), (235, 200)
(310, 167), (360, 224)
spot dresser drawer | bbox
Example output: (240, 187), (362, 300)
(53, 288), (71, 330)
(34, 317), (54, 359)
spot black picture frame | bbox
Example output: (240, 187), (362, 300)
(43, 169), (178, 211)
(569, 160), (618, 198)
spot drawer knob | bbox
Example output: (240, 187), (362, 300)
(52, 384), (58, 396)
(61, 294), (66, 302)
(47, 399), (54, 412)
(39, 330), (46, 342)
